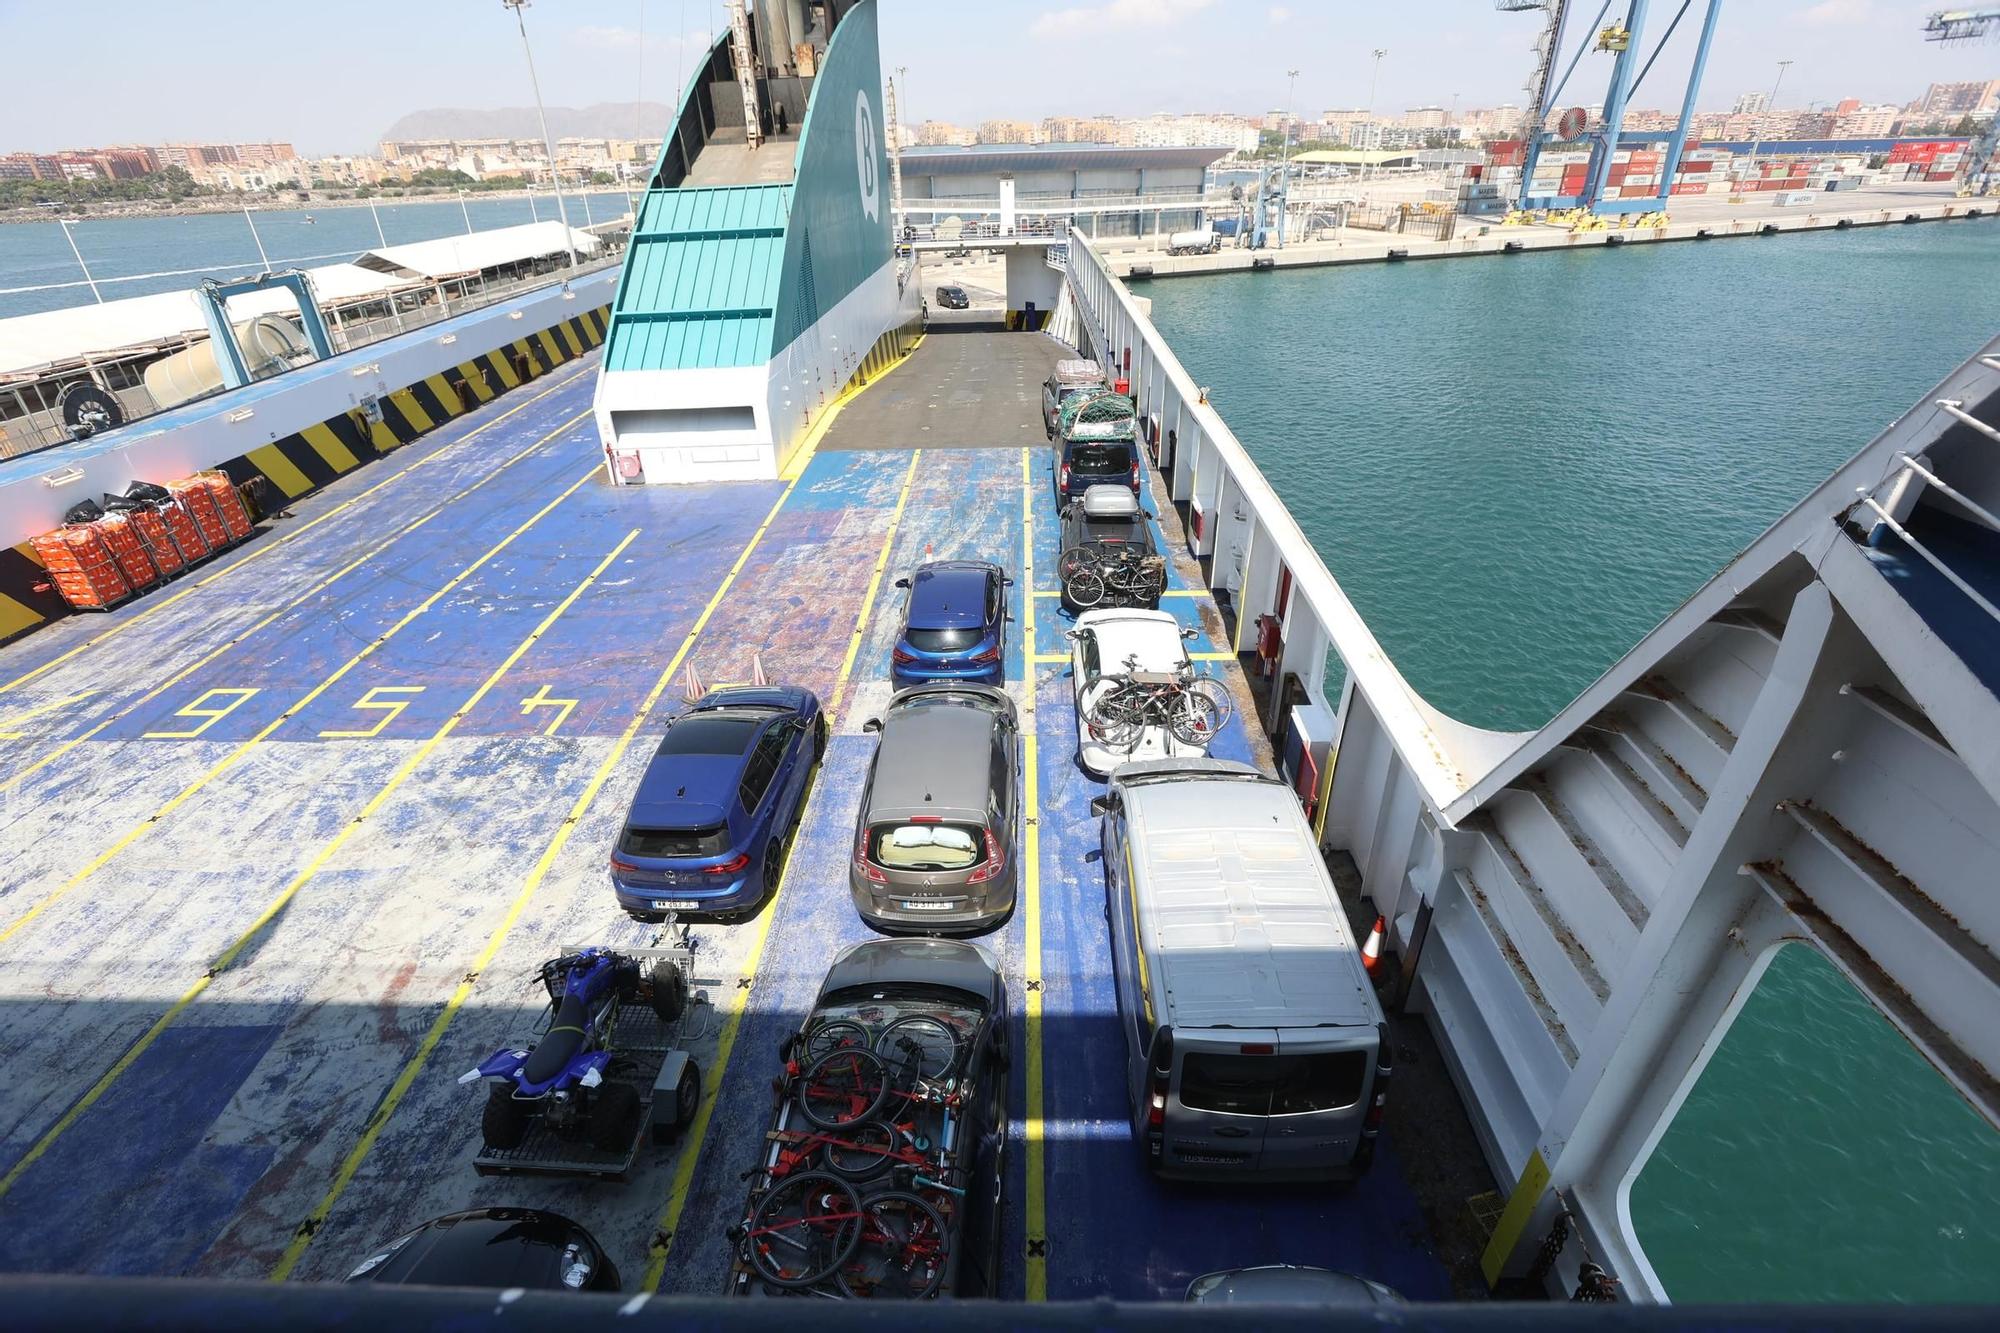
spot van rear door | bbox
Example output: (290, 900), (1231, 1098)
(1165, 1029), (1279, 1173)
(1259, 1030), (1375, 1175)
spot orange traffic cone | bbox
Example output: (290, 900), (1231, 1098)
(1361, 914), (1386, 978)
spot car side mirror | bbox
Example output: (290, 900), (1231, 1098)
(893, 577), (910, 589)
(862, 717), (883, 733)
(1002, 576), (1014, 587)
(1089, 794), (1119, 816)
(1181, 627), (1199, 640)
(1144, 510), (1155, 519)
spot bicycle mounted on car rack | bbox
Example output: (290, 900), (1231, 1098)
(1082, 653), (1235, 752)
(729, 1006), (992, 1299)
(1058, 541), (1167, 610)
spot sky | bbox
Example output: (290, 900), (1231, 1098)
(0, 0), (1995, 156)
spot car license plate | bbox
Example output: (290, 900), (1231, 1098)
(901, 900), (955, 912)
(651, 899), (700, 911)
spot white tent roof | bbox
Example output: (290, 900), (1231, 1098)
(352, 220), (600, 280)
(0, 264), (412, 380)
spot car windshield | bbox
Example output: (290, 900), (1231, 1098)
(1179, 1051), (1369, 1116)
(870, 821), (987, 871)
(1068, 442), (1132, 475)
(658, 714), (760, 755)
(907, 626), (982, 652)
(621, 822), (731, 858)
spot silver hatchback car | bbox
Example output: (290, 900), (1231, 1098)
(849, 684), (1020, 934)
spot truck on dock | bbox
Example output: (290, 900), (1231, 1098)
(1167, 226), (1221, 256)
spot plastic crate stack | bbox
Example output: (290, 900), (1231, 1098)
(30, 471), (260, 614)
(29, 527), (135, 611)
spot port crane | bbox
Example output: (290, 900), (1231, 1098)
(1922, 8), (2000, 194)
(1496, 0), (1724, 219)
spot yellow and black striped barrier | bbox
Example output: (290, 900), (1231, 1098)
(0, 304), (610, 647)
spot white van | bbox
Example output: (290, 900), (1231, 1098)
(1092, 758), (1389, 1182)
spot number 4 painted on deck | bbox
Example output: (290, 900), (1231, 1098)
(319, 686), (425, 739)
(519, 684), (578, 736)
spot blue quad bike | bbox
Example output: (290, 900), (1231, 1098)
(463, 947), (690, 1154)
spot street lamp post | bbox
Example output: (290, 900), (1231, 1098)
(367, 196), (387, 247)
(1747, 59), (1793, 169)
(1367, 48), (1388, 182)
(503, 0), (580, 269)
(1279, 68), (1300, 247)
(458, 188), (474, 234)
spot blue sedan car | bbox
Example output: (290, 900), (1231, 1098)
(610, 685), (825, 923)
(891, 560), (1009, 686)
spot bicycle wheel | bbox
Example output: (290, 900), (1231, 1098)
(1056, 545), (1097, 583)
(1066, 569), (1105, 608)
(875, 1015), (961, 1082)
(820, 1121), (902, 1182)
(745, 1170), (863, 1290)
(836, 1190), (949, 1300)
(801, 1019), (869, 1064)
(797, 1047), (892, 1131)
(1084, 685), (1143, 751)
(1190, 676), (1235, 731)
(1167, 687), (1223, 746)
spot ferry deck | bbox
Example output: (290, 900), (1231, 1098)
(0, 315), (1491, 1300)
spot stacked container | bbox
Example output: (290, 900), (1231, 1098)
(166, 477), (231, 551)
(91, 513), (161, 595)
(192, 471), (253, 541)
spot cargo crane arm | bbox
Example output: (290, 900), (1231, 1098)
(1922, 9), (2000, 194)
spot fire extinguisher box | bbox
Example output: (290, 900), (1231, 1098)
(1188, 498), (1209, 558)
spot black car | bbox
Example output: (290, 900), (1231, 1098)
(731, 939), (1009, 1299)
(935, 284), (970, 309)
(1057, 485), (1164, 611)
(346, 1208), (620, 1291)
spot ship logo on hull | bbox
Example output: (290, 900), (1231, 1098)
(856, 89), (880, 223)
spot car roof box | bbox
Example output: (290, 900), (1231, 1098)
(1081, 485), (1140, 519)
(1054, 359), (1106, 385)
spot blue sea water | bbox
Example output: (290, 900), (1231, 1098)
(0, 191), (636, 321)
(1144, 220), (2000, 1303)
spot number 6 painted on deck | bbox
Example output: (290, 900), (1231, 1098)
(143, 688), (259, 739)
(319, 686), (425, 739)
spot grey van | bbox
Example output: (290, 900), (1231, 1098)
(1092, 758), (1389, 1182)
(850, 684), (1020, 934)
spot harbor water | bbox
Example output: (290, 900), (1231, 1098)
(0, 191), (637, 321)
(1143, 219), (2000, 1302)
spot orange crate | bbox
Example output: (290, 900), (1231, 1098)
(193, 470), (253, 541)
(30, 527), (131, 609)
(166, 478), (229, 550)
(128, 506), (187, 576)
(93, 514), (160, 594)
(159, 496), (211, 561)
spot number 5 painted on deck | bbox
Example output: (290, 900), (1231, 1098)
(319, 686), (425, 738)
(143, 688), (259, 739)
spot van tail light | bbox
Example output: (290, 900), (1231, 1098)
(1239, 1043), (1274, 1055)
(892, 646), (917, 666)
(1355, 1024), (1392, 1174)
(966, 827), (1005, 883)
(1147, 1067), (1169, 1129)
(854, 840), (887, 883)
(1145, 1032), (1172, 1160)
(1059, 463), (1071, 492)
(1130, 460), (1141, 489)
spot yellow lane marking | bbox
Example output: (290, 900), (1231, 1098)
(141, 687), (260, 739)
(316, 685), (424, 739)
(778, 332), (926, 482)
(1030, 652), (1068, 665)
(1189, 651), (1235, 661)
(1020, 446), (1048, 1302)
(517, 683), (579, 736)
(0, 689), (98, 739)
(269, 469), (814, 1282)
(0, 442), (598, 946)
(641, 452), (926, 1294)
(0, 527), (638, 1208)
(0, 395), (575, 794)
(1160, 589), (1206, 598)
(0, 360), (597, 700)
(827, 451), (922, 715)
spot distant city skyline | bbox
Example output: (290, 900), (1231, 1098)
(2, 1), (1996, 157)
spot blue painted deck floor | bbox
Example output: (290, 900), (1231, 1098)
(0, 340), (1453, 1301)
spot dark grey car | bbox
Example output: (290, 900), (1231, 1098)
(850, 684), (1020, 934)
(1185, 1265), (1403, 1305)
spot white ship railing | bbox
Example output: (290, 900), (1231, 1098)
(1062, 228), (2000, 1304)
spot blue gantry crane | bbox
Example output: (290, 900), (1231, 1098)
(1497, 0), (1725, 219)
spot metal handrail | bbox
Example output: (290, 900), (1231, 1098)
(1858, 492), (2000, 625)
(1894, 452), (2000, 534)
(1935, 397), (2000, 445)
